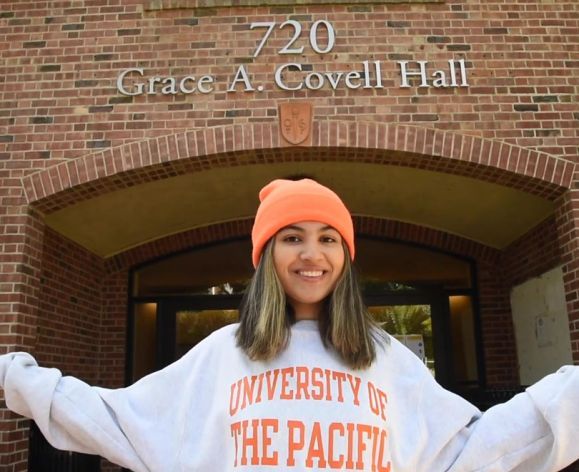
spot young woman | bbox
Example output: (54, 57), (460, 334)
(1, 178), (578, 472)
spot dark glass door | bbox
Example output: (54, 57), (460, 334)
(366, 290), (453, 390)
(155, 296), (241, 372)
(135, 288), (457, 390)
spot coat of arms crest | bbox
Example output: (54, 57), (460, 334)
(279, 102), (312, 146)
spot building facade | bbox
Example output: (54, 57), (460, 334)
(0, 0), (578, 470)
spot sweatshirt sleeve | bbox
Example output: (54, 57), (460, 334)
(0, 327), (227, 472)
(0, 352), (149, 471)
(417, 364), (579, 472)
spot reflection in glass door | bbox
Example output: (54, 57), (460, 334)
(130, 299), (241, 383)
(175, 309), (238, 358)
(370, 305), (434, 375)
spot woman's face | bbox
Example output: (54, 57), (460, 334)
(273, 221), (346, 320)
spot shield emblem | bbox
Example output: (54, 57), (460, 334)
(279, 102), (312, 145)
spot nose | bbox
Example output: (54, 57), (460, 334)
(299, 240), (323, 261)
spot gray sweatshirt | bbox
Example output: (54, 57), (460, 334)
(0, 320), (578, 471)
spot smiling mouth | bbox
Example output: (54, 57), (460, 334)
(297, 270), (325, 278)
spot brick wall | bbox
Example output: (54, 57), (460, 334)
(99, 270), (129, 388)
(555, 189), (579, 363)
(1, 0), (578, 470)
(0, 0), (576, 161)
(0, 206), (45, 471)
(503, 215), (562, 287)
(34, 227), (104, 382)
(477, 260), (519, 386)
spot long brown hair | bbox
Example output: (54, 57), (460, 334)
(236, 239), (388, 369)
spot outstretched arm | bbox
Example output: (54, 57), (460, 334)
(0, 326), (232, 471)
(0, 352), (150, 471)
(417, 365), (579, 472)
(455, 365), (578, 471)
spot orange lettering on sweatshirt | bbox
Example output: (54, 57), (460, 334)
(295, 366), (311, 400)
(346, 373), (361, 406)
(332, 371), (346, 402)
(229, 379), (242, 416)
(324, 369), (333, 401)
(261, 418), (279, 465)
(229, 367), (364, 417)
(305, 421), (327, 468)
(356, 423), (372, 469)
(283, 421), (390, 470)
(240, 376), (259, 410)
(328, 422), (345, 468)
(345, 422), (356, 469)
(230, 421), (241, 467)
(367, 381), (388, 421)
(311, 368), (324, 400)
(376, 428), (391, 472)
(265, 369), (280, 400)
(287, 420), (305, 466)
(241, 419), (260, 465)
(280, 367), (294, 400)
(230, 418), (280, 467)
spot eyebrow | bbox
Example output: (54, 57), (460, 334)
(279, 225), (336, 232)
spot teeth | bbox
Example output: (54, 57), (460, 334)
(299, 271), (323, 277)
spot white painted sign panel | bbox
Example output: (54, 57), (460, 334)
(510, 266), (573, 385)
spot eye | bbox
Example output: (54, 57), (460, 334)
(282, 235), (301, 243)
(320, 234), (340, 243)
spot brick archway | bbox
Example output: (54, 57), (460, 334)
(23, 122), (574, 214)
(105, 215), (501, 273)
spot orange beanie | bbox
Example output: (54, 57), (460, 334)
(252, 179), (355, 267)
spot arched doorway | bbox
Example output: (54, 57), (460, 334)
(129, 237), (480, 395)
